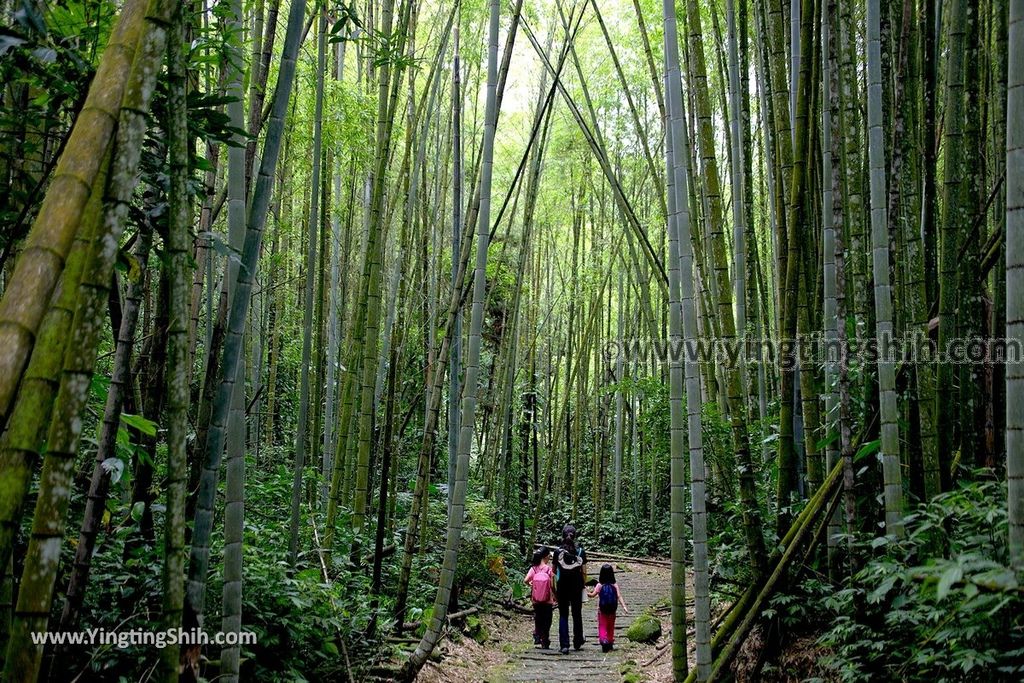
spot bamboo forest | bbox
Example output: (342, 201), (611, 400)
(1, 0), (1023, 680)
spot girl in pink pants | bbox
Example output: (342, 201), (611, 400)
(588, 563), (629, 652)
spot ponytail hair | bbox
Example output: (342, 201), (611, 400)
(560, 524), (577, 557)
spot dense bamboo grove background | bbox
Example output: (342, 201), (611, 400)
(0, 0), (1021, 680)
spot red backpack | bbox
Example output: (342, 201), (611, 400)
(531, 566), (554, 603)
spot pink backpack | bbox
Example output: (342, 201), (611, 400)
(531, 566), (554, 603)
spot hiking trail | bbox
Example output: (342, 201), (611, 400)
(420, 560), (689, 682)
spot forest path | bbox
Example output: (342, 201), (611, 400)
(419, 561), (686, 683)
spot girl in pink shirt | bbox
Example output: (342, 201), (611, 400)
(524, 548), (557, 648)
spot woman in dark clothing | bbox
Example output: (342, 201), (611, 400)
(554, 524), (587, 654)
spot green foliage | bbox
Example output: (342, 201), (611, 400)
(785, 475), (1024, 681)
(701, 401), (736, 497)
(631, 376), (670, 463)
(326, 1), (362, 45)
(483, 251), (516, 346)
(620, 659), (645, 683)
(119, 412), (157, 437)
(393, 483), (518, 627)
(59, 455), (410, 681)
(65, 524), (164, 679)
(232, 520), (361, 681)
(457, 493), (514, 589)
(464, 614), (489, 644)
(0, 0), (116, 248)
(537, 498), (670, 558)
(707, 400), (778, 588)
(765, 577), (834, 629)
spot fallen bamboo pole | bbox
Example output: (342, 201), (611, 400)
(587, 550), (672, 567)
(704, 463), (843, 682)
(447, 606), (480, 621)
(679, 460), (844, 683)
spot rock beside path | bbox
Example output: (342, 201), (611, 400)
(625, 612), (662, 643)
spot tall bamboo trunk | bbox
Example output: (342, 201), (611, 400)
(2, 2), (174, 676)
(448, 26), (463, 519)
(392, 0), (506, 626)
(867, 0), (905, 537)
(822, 0), (842, 576)
(664, 0), (693, 677)
(368, 177), (416, 637)
(262, 147), (289, 448)
(321, 38), (348, 503)
(216, 0), (250, 678)
(59, 215), (154, 635)
(1007, 0), (1024, 568)
(352, 0), (410, 543)
(289, 8), (326, 566)
(163, 7), (190, 678)
(403, 0), (499, 676)
(0, 0), (150, 427)
(911, 0), (941, 501)
(614, 272), (624, 513)
(0, 0), (152, 576)
(182, 0), (306, 674)
(0, 175), (95, 672)
(775, 0), (814, 530)
(937, 0), (970, 491)
(727, 0), (748, 421)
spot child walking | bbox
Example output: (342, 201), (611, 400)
(587, 563), (629, 652)
(524, 548), (557, 648)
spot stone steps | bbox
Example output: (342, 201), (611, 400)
(500, 566), (672, 683)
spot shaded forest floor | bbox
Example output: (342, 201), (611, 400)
(417, 562), (686, 682)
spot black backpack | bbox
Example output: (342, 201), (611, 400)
(598, 584), (617, 615)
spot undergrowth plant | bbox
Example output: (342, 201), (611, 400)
(773, 472), (1024, 682)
